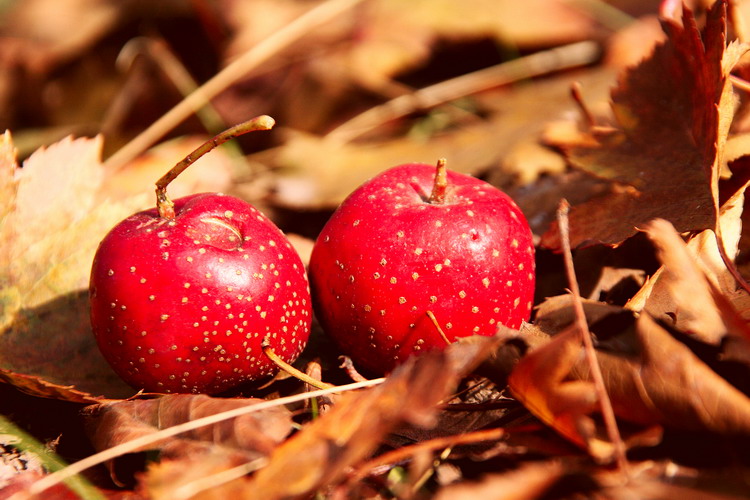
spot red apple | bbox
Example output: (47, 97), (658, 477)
(309, 160), (535, 375)
(89, 116), (312, 394)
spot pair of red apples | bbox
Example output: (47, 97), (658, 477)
(89, 117), (535, 394)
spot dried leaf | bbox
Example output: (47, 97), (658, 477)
(508, 296), (750, 458)
(0, 134), (148, 401)
(84, 394), (293, 458)
(141, 449), (259, 500)
(632, 218), (750, 345)
(542, 2), (750, 249)
(628, 185), (750, 338)
(240, 347), (479, 499)
(508, 324), (609, 459)
(592, 312), (750, 435)
(433, 460), (564, 500)
(222, 0), (596, 96)
(343, 0), (596, 86)
(1, 0), (125, 68)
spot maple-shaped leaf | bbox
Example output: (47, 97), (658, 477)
(542, 1), (749, 250)
(0, 134), (147, 401)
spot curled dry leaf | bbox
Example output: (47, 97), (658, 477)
(508, 324), (610, 460)
(542, 1), (750, 250)
(506, 295), (750, 459)
(237, 342), (497, 500)
(0, 134), (148, 401)
(632, 218), (750, 345)
(628, 183), (750, 342)
(84, 394), (293, 460)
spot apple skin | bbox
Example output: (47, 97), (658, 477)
(89, 193), (311, 394)
(309, 163), (535, 375)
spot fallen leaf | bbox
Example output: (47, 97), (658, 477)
(219, 0), (597, 118)
(141, 449), (259, 500)
(542, 1), (750, 250)
(341, 0), (596, 87)
(593, 312), (750, 435)
(84, 394), (293, 458)
(0, 134), (148, 401)
(508, 324), (609, 459)
(506, 296), (750, 458)
(433, 460), (564, 500)
(238, 342), (494, 500)
(632, 217), (750, 345)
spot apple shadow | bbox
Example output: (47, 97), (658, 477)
(0, 290), (136, 401)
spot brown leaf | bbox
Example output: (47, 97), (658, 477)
(633, 218), (750, 345)
(240, 347), (478, 499)
(508, 324), (609, 458)
(341, 0), (596, 87)
(542, 1), (749, 250)
(84, 394), (293, 458)
(507, 295), (750, 458)
(140, 449), (258, 500)
(221, 0), (596, 104)
(433, 460), (564, 500)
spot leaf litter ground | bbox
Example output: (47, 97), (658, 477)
(4, 0), (750, 498)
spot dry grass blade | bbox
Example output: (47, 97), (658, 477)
(556, 200), (628, 473)
(326, 40), (600, 143)
(104, 0), (366, 170)
(23, 378), (384, 498)
(169, 457), (268, 500)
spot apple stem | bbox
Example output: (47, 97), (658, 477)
(428, 158), (448, 204)
(155, 115), (275, 219)
(261, 336), (334, 390)
(426, 310), (452, 345)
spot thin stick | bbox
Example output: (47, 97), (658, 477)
(411, 446), (452, 494)
(556, 200), (629, 473)
(114, 37), (229, 136)
(325, 41), (600, 143)
(262, 337), (334, 390)
(730, 74), (750, 94)
(155, 115), (274, 219)
(104, 0), (366, 170)
(25, 378), (385, 498)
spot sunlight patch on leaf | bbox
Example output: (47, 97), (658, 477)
(0, 134), (148, 401)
